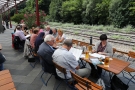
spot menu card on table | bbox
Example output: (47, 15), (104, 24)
(69, 47), (83, 61)
(90, 53), (105, 59)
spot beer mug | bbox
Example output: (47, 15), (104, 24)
(88, 46), (92, 52)
(104, 57), (110, 67)
(85, 51), (90, 59)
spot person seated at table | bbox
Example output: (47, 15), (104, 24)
(55, 29), (66, 43)
(52, 39), (91, 80)
(91, 34), (113, 78)
(34, 32), (45, 53)
(14, 25), (26, 48)
(52, 28), (58, 38)
(44, 25), (53, 36)
(37, 35), (59, 79)
(92, 34), (113, 56)
(30, 29), (39, 49)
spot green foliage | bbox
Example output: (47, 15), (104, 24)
(109, 0), (135, 28)
(38, 0), (51, 14)
(95, 0), (111, 25)
(11, 14), (24, 24)
(24, 11), (46, 28)
(49, 0), (63, 21)
(20, 0), (35, 13)
(61, 0), (82, 24)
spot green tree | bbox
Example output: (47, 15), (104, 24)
(82, 0), (102, 25)
(129, 1), (135, 27)
(109, 0), (135, 28)
(11, 14), (24, 24)
(39, 0), (51, 14)
(61, 0), (82, 24)
(95, 0), (111, 25)
(49, 0), (64, 21)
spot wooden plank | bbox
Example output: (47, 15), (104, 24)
(10, 88), (16, 90)
(0, 82), (15, 90)
(0, 70), (9, 76)
(0, 73), (12, 81)
(0, 77), (13, 86)
(83, 57), (130, 75)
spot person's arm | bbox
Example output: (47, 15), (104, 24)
(58, 34), (66, 42)
(98, 43), (113, 56)
(75, 65), (80, 70)
(58, 37), (64, 42)
(66, 53), (79, 70)
(55, 35), (59, 42)
(92, 42), (99, 53)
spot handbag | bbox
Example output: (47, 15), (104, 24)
(0, 52), (6, 64)
(111, 75), (129, 90)
(28, 55), (35, 62)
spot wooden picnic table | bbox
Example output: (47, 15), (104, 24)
(83, 57), (130, 75)
(0, 70), (16, 90)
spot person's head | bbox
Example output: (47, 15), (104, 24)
(100, 34), (107, 41)
(44, 34), (55, 46)
(38, 32), (45, 38)
(16, 25), (21, 30)
(57, 29), (63, 36)
(100, 34), (107, 44)
(63, 39), (73, 51)
(45, 25), (50, 31)
(52, 28), (57, 34)
(33, 29), (39, 34)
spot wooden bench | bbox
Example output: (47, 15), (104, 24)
(0, 70), (16, 90)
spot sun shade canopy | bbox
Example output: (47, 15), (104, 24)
(0, 0), (26, 14)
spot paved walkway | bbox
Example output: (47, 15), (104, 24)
(0, 27), (135, 90)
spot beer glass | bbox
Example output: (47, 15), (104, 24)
(88, 46), (92, 52)
(85, 51), (90, 59)
(104, 57), (110, 67)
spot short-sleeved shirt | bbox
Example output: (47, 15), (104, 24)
(58, 34), (66, 40)
(52, 47), (78, 79)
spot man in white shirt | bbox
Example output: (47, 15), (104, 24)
(52, 39), (91, 80)
(14, 25), (26, 48)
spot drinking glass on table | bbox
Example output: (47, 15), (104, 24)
(104, 57), (110, 67)
(87, 45), (92, 53)
(85, 51), (90, 59)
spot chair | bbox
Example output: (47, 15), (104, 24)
(70, 71), (103, 90)
(72, 39), (79, 48)
(13, 36), (21, 49)
(53, 61), (75, 90)
(122, 51), (135, 85)
(27, 44), (39, 68)
(39, 56), (54, 86)
(112, 48), (117, 57)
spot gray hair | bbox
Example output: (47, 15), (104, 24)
(63, 39), (73, 47)
(44, 34), (54, 42)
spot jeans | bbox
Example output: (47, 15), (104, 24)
(0, 63), (4, 71)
